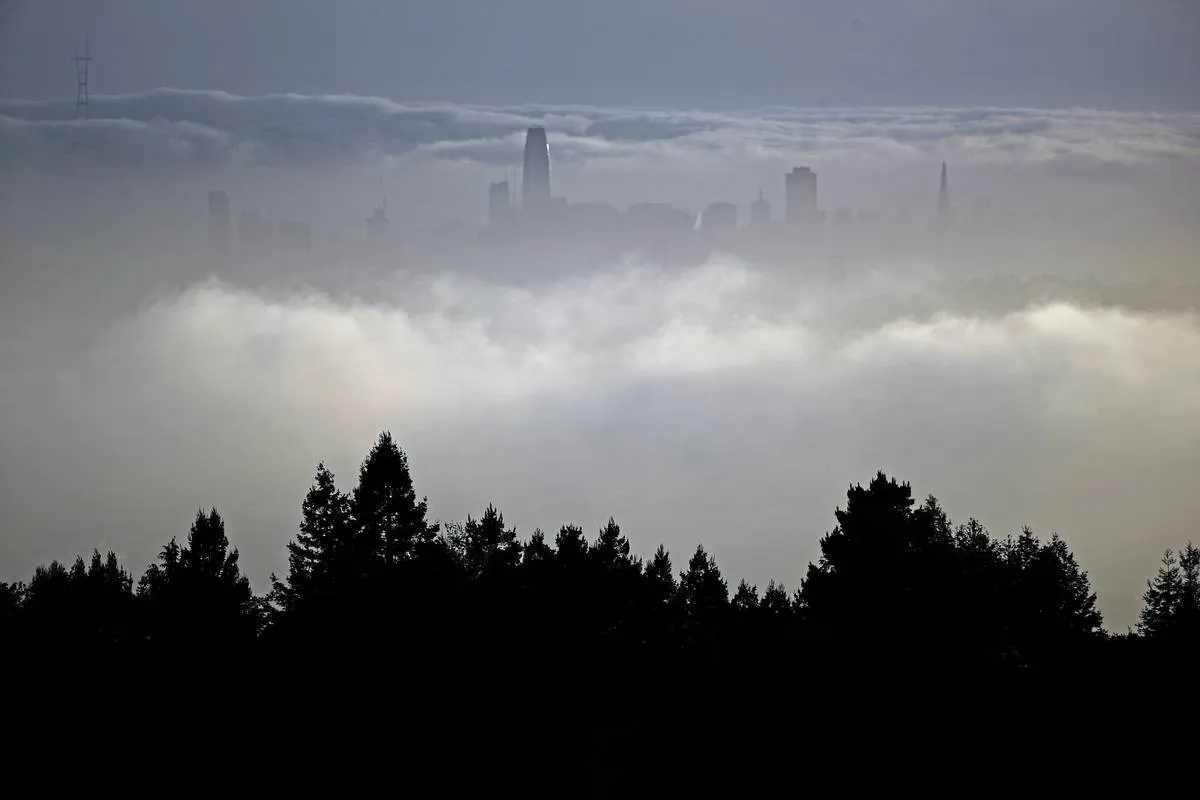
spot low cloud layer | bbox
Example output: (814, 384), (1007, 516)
(3, 89), (1199, 175)
(1, 88), (1197, 633)
(2, 259), (1198, 630)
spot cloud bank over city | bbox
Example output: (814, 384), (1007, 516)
(3, 89), (1199, 175)
(2, 46), (1199, 630)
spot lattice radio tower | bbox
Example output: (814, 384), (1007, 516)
(73, 36), (93, 118)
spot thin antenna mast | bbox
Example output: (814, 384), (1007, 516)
(73, 36), (93, 119)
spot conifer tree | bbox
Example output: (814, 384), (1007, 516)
(271, 462), (354, 612)
(138, 509), (260, 644)
(352, 432), (438, 567)
(1139, 542), (1200, 640)
(645, 545), (676, 606)
(679, 545), (728, 618)
(463, 504), (522, 579)
(592, 517), (632, 571)
(760, 580), (791, 617)
(732, 579), (759, 612)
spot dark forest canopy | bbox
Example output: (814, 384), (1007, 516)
(2, 430), (1194, 669)
(3, 430), (1195, 786)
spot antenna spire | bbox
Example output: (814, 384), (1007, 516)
(73, 35), (93, 119)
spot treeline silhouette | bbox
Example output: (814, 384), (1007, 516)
(3, 431), (1196, 782)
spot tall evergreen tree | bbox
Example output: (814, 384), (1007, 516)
(679, 545), (728, 619)
(463, 504), (522, 579)
(352, 431), (438, 567)
(270, 462), (354, 613)
(555, 525), (590, 569)
(800, 472), (921, 640)
(645, 545), (676, 607)
(1139, 542), (1200, 641)
(138, 509), (260, 645)
(522, 529), (553, 567)
(732, 580), (759, 612)
(1001, 528), (1102, 661)
(591, 518), (632, 571)
(760, 580), (791, 617)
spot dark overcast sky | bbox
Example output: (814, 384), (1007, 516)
(1, 0), (1197, 109)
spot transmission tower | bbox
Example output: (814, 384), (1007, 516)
(73, 37), (92, 118)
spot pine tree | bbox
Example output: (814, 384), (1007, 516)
(463, 504), (522, 579)
(760, 580), (791, 617)
(1139, 549), (1183, 638)
(555, 524), (590, 569)
(679, 545), (728, 619)
(271, 462), (354, 613)
(352, 432), (438, 567)
(522, 529), (553, 567)
(800, 472), (919, 638)
(1139, 542), (1200, 640)
(591, 517), (632, 571)
(1001, 528), (1102, 662)
(645, 545), (676, 606)
(732, 579), (759, 612)
(138, 509), (259, 645)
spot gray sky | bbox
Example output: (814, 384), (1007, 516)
(2, 0), (1198, 109)
(2, 1), (1200, 632)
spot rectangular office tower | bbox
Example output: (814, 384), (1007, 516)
(522, 126), (551, 214)
(785, 167), (818, 226)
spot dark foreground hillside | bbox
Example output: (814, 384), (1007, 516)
(2, 432), (1196, 790)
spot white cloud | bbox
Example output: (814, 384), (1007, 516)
(2, 89), (1198, 174)
(2, 258), (1198, 631)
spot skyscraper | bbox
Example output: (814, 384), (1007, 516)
(749, 187), (771, 228)
(522, 126), (551, 214)
(785, 167), (818, 226)
(207, 190), (231, 266)
(938, 162), (949, 220)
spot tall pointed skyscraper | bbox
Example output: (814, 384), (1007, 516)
(522, 126), (551, 214)
(938, 161), (949, 219)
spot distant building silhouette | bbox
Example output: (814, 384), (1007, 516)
(489, 180), (514, 229)
(522, 127), (551, 214)
(702, 202), (738, 235)
(367, 204), (389, 243)
(785, 167), (818, 226)
(938, 162), (950, 220)
(207, 190), (231, 267)
(749, 187), (771, 228)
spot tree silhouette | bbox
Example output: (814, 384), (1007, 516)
(352, 431), (438, 568)
(679, 545), (727, 620)
(732, 579), (759, 612)
(645, 545), (676, 608)
(592, 517), (632, 571)
(800, 472), (931, 649)
(1001, 527), (1102, 663)
(462, 504), (522, 580)
(1139, 542), (1200, 643)
(4, 424), (1149, 759)
(760, 580), (790, 617)
(270, 462), (355, 615)
(555, 524), (590, 568)
(138, 509), (260, 647)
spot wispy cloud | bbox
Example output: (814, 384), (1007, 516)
(2, 88), (1198, 173)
